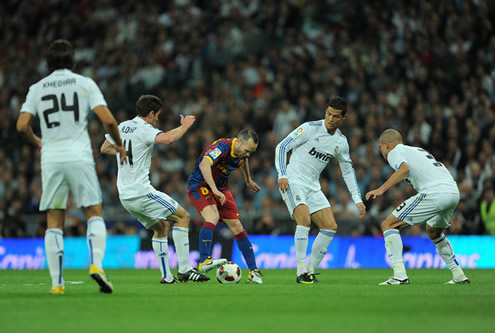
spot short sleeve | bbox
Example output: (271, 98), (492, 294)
(143, 124), (162, 145)
(203, 142), (228, 165)
(387, 146), (407, 171)
(20, 86), (38, 116)
(87, 78), (107, 110)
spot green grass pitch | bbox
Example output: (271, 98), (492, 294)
(1, 269), (494, 333)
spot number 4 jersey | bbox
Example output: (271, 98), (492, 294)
(387, 144), (458, 194)
(20, 69), (107, 164)
(105, 117), (162, 200)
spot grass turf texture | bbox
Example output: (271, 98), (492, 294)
(1, 269), (494, 333)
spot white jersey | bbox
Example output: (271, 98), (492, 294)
(387, 144), (458, 194)
(106, 117), (162, 200)
(275, 120), (362, 204)
(20, 69), (107, 164)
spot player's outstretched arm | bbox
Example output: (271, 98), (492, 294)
(93, 105), (126, 164)
(155, 115), (196, 145)
(366, 163), (410, 200)
(16, 112), (42, 149)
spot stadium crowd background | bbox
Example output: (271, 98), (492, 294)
(1, 0), (494, 241)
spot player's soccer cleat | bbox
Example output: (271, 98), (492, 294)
(198, 256), (228, 273)
(296, 272), (317, 284)
(379, 277), (410, 285)
(160, 277), (178, 284)
(49, 286), (64, 295)
(309, 273), (320, 283)
(247, 269), (263, 284)
(89, 264), (113, 294)
(178, 268), (210, 282)
(445, 277), (470, 285)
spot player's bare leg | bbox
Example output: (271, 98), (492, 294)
(308, 207), (338, 281)
(426, 225), (470, 284)
(83, 204), (113, 293)
(379, 215), (410, 285)
(197, 205), (227, 273)
(45, 209), (65, 294)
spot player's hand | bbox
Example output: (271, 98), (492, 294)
(247, 179), (260, 193)
(278, 178), (289, 193)
(365, 188), (383, 200)
(213, 189), (226, 205)
(180, 114), (196, 129)
(357, 202), (367, 218)
(36, 138), (42, 150)
(115, 144), (127, 164)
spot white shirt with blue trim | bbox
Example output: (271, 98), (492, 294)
(275, 120), (363, 204)
(106, 117), (162, 199)
(20, 69), (106, 164)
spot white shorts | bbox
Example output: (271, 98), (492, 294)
(120, 190), (179, 229)
(392, 192), (460, 228)
(280, 182), (330, 217)
(40, 161), (102, 211)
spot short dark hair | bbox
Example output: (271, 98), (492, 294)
(136, 95), (164, 117)
(328, 97), (347, 116)
(47, 40), (74, 71)
(238, 128), (258, 145)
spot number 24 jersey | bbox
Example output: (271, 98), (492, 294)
(20, 69), (106, 164)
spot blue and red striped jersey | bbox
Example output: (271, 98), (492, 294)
(187, 138), (242, 190)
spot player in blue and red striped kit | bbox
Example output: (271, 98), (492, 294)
(187, 128), (263, 284)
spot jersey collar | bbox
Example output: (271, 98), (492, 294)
(231, 138), (238, 158)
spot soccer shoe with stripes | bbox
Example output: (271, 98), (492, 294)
(198, 257), (228, 273)
(89, 264), (113, 294)
(49, 286), (65, 295)
(445, 277), (470, 285)
(248, 269), (263, 284)
(296, 272), (317, 284)
(379, 277), (410, 285)
(160, 277), (178, 284)
(178, 268), (210, 282)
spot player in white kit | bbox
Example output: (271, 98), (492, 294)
(366, 129), (470, 285)
(100, 95), (209, 283)
(16, 40), (126, 295)
(275, 97), (366, 283)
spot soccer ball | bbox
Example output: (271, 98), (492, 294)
(216, 262), (242, 284)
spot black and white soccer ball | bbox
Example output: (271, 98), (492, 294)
(216, 262), (242, 284)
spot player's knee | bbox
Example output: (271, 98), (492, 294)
(426, 227), (442, 240)
(296, 215), (311, 227)
(381, 220), (392, 231)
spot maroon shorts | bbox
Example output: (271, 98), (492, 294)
(187, 186), (240, 220)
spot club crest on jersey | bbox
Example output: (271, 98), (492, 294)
(334, 146), (339, 154)
(295, 127), (304, 135)
(209, 148), (222, 159)
(309, 147), (331, 162)
(296, 195), (301, 201)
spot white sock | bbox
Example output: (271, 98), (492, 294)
(433, 234), (466, 279)
(45, 229), (64, 288)
(308, 229), (336, 273)
(173, 227), (192, 273)
(152, 237), (173, 281)
(87, 216), (107, 269)
(295, 225), (310, 276)
(384, 229), (408, 280)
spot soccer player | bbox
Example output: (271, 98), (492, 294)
(366, 129), (470, 285)
(275, 97), (366, 284)
(187, 129), (263, 284)
(100, 95), (209, 283)
(16, 39), (126, 295)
